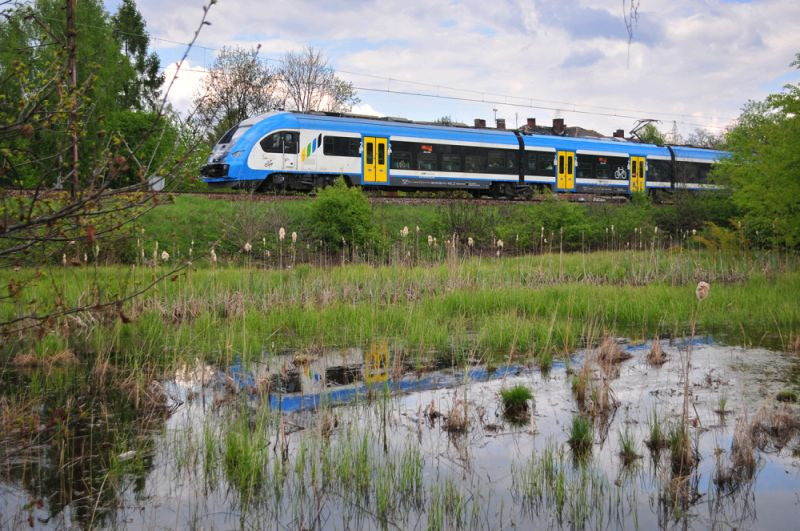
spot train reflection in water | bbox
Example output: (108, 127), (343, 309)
(225, 342), (527, 413)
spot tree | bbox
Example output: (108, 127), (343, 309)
(0, 0), (218, 334)
(279, 46), (359, 113)
(685, 128), (726, 149)
(712, 54), (800, 249)
(194, 45), (279, 142)
(111, 0), (164, 109)
(636, 123), (666, 146)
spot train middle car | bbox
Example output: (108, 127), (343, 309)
(201, 111), (725, 196)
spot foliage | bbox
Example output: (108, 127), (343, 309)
(307, 179), (379, 251)
(712, 53), (800, 249)
(280, 46), (359, 113)
(636, 123), (666, 146)
(104, 110), (180, 186)
(686, 128), (727, 149)
(111, 0), (163, 109)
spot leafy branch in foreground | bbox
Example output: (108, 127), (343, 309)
(0, 0), (218, 334)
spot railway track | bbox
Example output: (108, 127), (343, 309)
(166, 191), (630, 206)
(4, 188), (631, 206)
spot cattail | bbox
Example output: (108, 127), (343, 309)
(695, 281), (710, 301)
(654, 226), (659, 234)
(243, 241), (252, 253)
(415, 225), (420, 234)
(427, 235), (433, 247)
(400, 226), (409, 238)
(291, 231), (297, 244)
(161, 250), (170, 262)
(468, 237), (474, 247)
(497, 239), (504, 249)
(210, 248), (217, 263)
(279, 227), (286, 241)
(62, 253), (67, 266)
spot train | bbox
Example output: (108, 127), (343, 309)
(200, 111), (726, 198)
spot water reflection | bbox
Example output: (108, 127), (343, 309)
(222, 342), (527, 413)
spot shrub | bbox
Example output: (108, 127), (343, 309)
(307, 178), (380, 251)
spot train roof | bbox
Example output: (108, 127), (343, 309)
(240, 111), (727, 162)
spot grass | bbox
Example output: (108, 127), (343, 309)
(500, 385), (534, 419)
(130, 191), (740, 264)
(646, 408), (667, 451)
(776, 389), (798, 403)
(568, 415), (593, 455)
(3, 250), (798, 374)
(618, 424), (640, 465)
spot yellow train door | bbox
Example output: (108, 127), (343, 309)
(557, 151), (575, 191)
(362, 137), (388, 184)
(363, 137), (376, 183)
(375, 138), (388, 183)
(629, 156), (646, 193)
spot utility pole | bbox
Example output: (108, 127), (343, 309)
(66, 0), (78, 197)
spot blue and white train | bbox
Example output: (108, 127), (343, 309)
(201, 111), (726, 197)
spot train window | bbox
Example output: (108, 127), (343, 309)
(696, 163), (712, 182)
(441, 154), (462, 172)
(417, 151), (437, 171)
(525, 153), (537, 173)
(676, 161), (699, 183)
(487, 151), (504, 171)
(366, 142), (374, 164)
(377, 143), (385, 165)
(567, 155), (573, 174)
(577, 155), (595, 179)
(537, 154), (555, 174)
(465, 153), (485, 173)
(559, 155), (565, 174)
(648, 160), (671, 182)
(323, 136), (360, 157)
(391, 152), (411, 169)
(260, 131), (299, 154)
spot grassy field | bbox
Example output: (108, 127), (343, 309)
(123, 191), (739, 264)
(3, 249), (797, 374)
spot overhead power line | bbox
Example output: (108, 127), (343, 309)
(28, 12), (736, 130)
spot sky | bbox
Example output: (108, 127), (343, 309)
(103, 0), (800, 138)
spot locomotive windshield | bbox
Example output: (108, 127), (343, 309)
(216, 123), (251, 146)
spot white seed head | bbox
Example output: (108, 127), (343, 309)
(497, 239), (504, 249)
(467, 237), (474, 247)
(161, 250), (170, 262)
(243, 241), (252, 253)
(427, 235), (433, 246)
(62, 253), (67, 266)
(279, 227), (286, 241)
(696, 281), (710, 301)
(292, 231), (298, 243)
(210, 249), (217, 263)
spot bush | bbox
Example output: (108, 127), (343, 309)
(308, 178), (380, 251)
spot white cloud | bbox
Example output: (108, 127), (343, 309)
(132, 0), (800, 137)
(351, 103), (384, 117)
(160, 60), (208, 114)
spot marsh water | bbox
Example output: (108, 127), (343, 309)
(2, 337), (800, 529)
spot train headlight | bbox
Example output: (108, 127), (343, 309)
(230, 150), (243, 158)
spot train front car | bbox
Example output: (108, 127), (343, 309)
(200, 112), (293, 189)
